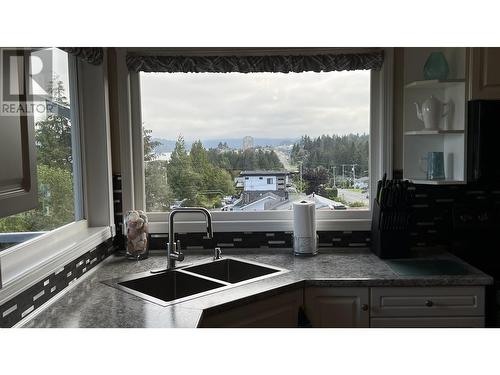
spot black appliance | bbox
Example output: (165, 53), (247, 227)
(449, 99), (500, 326)
(451, 201), (500, 327)
(467, 100), (500, 183)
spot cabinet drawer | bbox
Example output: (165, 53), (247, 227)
(371, 287), (484, 317)
(371, 316), (484, 328)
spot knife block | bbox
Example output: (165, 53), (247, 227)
(371, 200), (412, 259)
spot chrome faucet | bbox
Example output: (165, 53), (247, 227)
(167, 207), (213, 270)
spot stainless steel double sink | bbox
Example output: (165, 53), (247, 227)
(103, 257), (286, 307)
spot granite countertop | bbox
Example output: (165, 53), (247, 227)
(22, 248), (494, 328)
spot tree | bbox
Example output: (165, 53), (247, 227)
(190, 140), (209, 173)
(290, 133), (369, 192)
(302, 166), (329, 195)
(143, 127), (161, 162)
(0, 77), (76, 234)
(144, 126), (174, 211)
(0, 165), (74, 232)
(168, 136), (200, 205)
(36, 78), (72, 171)
(189, 140), (236, 208)
(145, 160), (173, 211)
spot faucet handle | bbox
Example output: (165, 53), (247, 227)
(214, 247), (222, 260)
(176, 240), (184, 261)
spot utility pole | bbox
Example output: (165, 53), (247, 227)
(332, 166), (336, 187)
(299, 162), (303, 193)
(351, 164), (358, 184)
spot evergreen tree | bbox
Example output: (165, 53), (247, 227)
(144, 127), (174, 211)
(168, 136), (199, 205)
(36, 78), (72, 171)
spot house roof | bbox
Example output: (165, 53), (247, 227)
(233, 192), (282, 211)
(264, 193), (346, 211)
(240, 170), (289, 176)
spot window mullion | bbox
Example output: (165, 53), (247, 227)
(68, 54), (84, 221)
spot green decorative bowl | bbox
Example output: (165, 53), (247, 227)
(423, 52), (449, 80)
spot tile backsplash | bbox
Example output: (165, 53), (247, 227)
(408, 183), (500, 248)
(148, 230), (371, 250)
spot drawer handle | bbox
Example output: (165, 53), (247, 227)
(425, 300), (434, 307)
(361, 304), (369, 311)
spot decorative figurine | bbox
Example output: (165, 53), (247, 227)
(125, 210), (149, 259)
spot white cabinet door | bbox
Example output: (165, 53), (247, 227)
(469, 47), (500, 100)
(199, 289), (303, 328)
(0, 48), (38, 218)
(371, 286), (484, 317)
(304, 287), (370, 328)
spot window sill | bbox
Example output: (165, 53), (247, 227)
(147, 217), (371, 233)
(0, 220), (112, 304)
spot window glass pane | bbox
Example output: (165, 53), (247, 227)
(0, 48), (78, 250)
(141, 71), (370, 212)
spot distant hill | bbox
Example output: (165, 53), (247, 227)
(152, 137), (298, 153)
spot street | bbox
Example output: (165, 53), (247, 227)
(337, 188), (369, 207)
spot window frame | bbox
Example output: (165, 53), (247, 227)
(127, 48), (394, 234)
(0, 49), (114, 293)
(0, 51), (84, 243)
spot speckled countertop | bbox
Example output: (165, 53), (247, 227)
(22, 248), (493, 328)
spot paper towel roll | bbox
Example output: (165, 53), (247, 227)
(293, 200), (317, 256)
(293, 200), (316, 237)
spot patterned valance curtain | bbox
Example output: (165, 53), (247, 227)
(126, 49), (384, 73)
(60, 47), (104, 65)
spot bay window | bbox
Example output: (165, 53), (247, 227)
(0, 48), (83, 251)
(0, 47), (114, 291)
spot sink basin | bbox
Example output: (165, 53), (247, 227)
(102, 257), (286, 307)
(106, 270), (226, 307)
(183, 258), (281, 283)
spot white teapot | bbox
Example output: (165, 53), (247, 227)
(415, 96), (450, 130)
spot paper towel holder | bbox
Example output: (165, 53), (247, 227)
(293, 234), (319, 256)
(293, 234), (319, 257)
(292, 200), (318, 256)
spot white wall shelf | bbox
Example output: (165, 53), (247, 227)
(405, 79), (465, 89)
(402, 48), (467, 184)
(409, 179), (467, 185)
(404, 130), (465, 136)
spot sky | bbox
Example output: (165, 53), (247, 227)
(140, 70), (370, 141)
(31, 48), (71, 123)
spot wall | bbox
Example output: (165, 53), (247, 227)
(392, 47), (405, 174)
(244, 176), (277, 191)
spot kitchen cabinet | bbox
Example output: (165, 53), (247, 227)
(402, 47), (467, 185)
(304, 287), (369, 328)
(370, 286), (485, 328)
(199, 289), (303, 328)
(0, 48), (38, 218)
(469, 47), (500, 100)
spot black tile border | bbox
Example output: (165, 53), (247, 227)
(148, 230), (371, 250)
(0, 238), (115, 328)
(112, 174), (125, 251)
